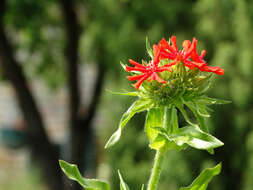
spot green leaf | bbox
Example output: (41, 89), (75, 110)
(107, 90), (140, 97)
(59, 160), (110, 190)
(149, 127), (186, 151)
(183, 101), (209, 133)
(118, 170), (130, 190)
(145, 108), (164, 143)
(196, 104), (210, 118)
(145, 106), (179, 145)
(105, 99), (152, 148)
(170, 126), (224, 150)
(140, 184), (145, 190)
(183, 100), (215, 154)
(120, 61), (126, 70)
(179, 163), (222, 190)
(146, 107), (183, 152)
(146, 37), (153, 58)
(176, 102), (198, 128)
(149, 134), (167, 150)
(166, 106), (179, 134)
(197, 96), (231, 105)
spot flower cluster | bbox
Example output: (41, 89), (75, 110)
(126, 36), (224, 89)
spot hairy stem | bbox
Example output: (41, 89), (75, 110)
(147, 106), (170, 190)
(147, 150), (165, 190)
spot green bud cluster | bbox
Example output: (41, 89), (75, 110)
(140, 62), (212, 107)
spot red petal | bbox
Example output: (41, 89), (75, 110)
(125, 66), (147, 72)
(160, 51), (176, 60)
(184, 38), (197, 59)
(190, 61), (207, 68)
(182, 40), (191, 52)
(133, 74), (150, 89)
(191, 50), (202, 62)
(153, 44), (161, 65)
(200, 50), (206, 59)
(129, 59), (145, 68)
(159, 38), (176, 53)
(127, 74), (146, 81)
(183, 60), (195, 70)
(171, 36), (178, 51)
(151, 72), (166, 83)
(201, 66), (224, 75)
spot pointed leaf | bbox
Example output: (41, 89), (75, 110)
(179, 163), (222, 190)
(146, 37), (153, 58)
(118, 170), (130, 190)
(183, 101), (209, 133)
(196, 104), (210, 118)
(140, 184), (145, 190)
(105, 99), (152, 148)
(120, 61), (126, 71)
(176, 102), (198, 128)
(171, 126), (224, 150)
(59, 160), (110, 190)
(197, 96), (231, 105)
(107, 90), (140, 97)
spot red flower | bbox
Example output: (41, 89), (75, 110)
(191, 45), (224, 75)
(126, 45), (171, 89)
(158, 36), (224, 75)
(126, 36), (224, 89)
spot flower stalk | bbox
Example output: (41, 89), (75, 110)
(147, 150), (165, 190)
(147, 106), (169, 190)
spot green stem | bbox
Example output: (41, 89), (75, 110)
(147, 106), (170, 190)
(147, 150), (165, 190)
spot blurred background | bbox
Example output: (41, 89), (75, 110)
(0, 0), (253, 189)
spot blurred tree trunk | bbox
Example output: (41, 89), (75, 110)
(60, 1), (106, 190)
(0, 0), (106, 190)
(0, 1), (63, 190)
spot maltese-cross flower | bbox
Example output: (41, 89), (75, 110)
(159, 36), (224, 75)
(126, 45), (172, 89)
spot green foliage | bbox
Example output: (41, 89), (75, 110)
(150, 125), (223, 152)
(179, 163), (221, 190)
(105, 98), (153, 148)
(145, 108), (164, 143)
(118, 171), (130, 190)
(108, 85), (225, 152)
(146, 37), (153, 58)
(59, 160), (110, 190)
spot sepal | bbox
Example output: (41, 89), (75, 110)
(196, 96), (231, 105)
(146, 37), (153, 58)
